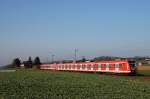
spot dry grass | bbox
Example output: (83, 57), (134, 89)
(138, 66), (150, 70)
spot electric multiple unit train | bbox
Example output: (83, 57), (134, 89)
(40, 60), (137, 74)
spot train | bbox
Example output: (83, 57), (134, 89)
(40, 60), (137, 75)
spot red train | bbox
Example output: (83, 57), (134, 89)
(40, 60), (137, 74)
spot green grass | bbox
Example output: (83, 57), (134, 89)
(142, 64), (150, 66)
(0, 70), (150, 99)
(137, 70), (150, 75)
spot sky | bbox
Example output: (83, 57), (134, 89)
(0, 0), (150, 66)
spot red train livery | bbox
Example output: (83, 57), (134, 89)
(40, 60), (137, 74)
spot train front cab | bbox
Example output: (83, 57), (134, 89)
(128, 60), (137, 75)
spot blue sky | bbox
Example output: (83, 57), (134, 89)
(0, 0), (150, 65)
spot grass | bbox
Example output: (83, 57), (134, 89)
(142, 64), (150, 66)
(137, 70), (150, 75)
(0, 69), (150, 99)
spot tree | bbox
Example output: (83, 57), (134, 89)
(81, 56), (86, 62)
(28, 57), (33, 68)
(34, 56), (41, 68)
(13, 58), (21, 67)
(28, 57), (32, 62)
(23, 57), (33, 68)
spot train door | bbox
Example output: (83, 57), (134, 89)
(77, 64), (80, 70)
(91, 64), (94, 71)
(87, 64), (91, 71)
(74, 64), (77, 70)
(70, 64), (72, 70)
(118, 63), (123, 71)
(57, 65), (59, 70)
(82, 64), (86, 70)
(80, 64), (82, 71)
(115, 63), (119, 72)
(64, 65), (66, 70)
(109, 64), (115, 71)
(62, 65), (64, 70)
(93, 64), (98, 71)
(73, 64), (76, 70)
(98, 64), (101, 71)
(71, 64), (74, 70)
(63, 64), (65, 70)
(69, 64), (71, 70)
(85, 64), (88, 71)
(60, 64), (63, 70)
(101, 64), (106, 71)
(106, 63), (109, 71)
(67, 65), (69, 70)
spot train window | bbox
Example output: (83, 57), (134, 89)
(98, 64), (101, 68)
(67, 65), (69, 68)
(71, 65), (73, 68)
(70, 65), (71, 68)
(73, 64), (75, 68)
(106, 64), (109, 68)
(115, 64), (119, 68)
(110, 64), (115, 68)
(101, 64), (103, 68)
(69, 65), (71, 69)
(80, 64), (82, 68)
(82, 64), (85, 68)
(87, 64), (91, 68)
(94, 64), (98, 68)
(70, 65), (72, 68)
(77, 65), (80, 68)
(85, 65), (87, 68)
(84, 64), (87, 68)
(75, 64), (77, 68)
(119, 64), (122, 68)
(68, 65), (70, 68)
(67, 65), (69, 69)
(104, 64), (106, 68)
(93, 64), (95, 68)
(102, 64), (106, 68)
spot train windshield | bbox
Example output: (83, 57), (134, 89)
(128, 60), (136, 68)
(128, 60), (137, 74)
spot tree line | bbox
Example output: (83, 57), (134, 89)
(13, 56), (41, 68)
(11, 56), (150, 69)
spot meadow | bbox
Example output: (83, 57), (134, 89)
(0, 69), (150, 99)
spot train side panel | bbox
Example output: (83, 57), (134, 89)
(40, 60), (132, 74)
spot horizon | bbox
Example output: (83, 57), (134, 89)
(0, 0), (150, 66)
